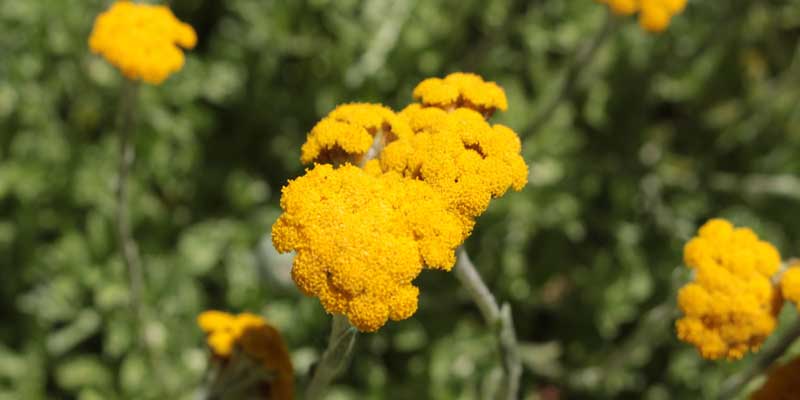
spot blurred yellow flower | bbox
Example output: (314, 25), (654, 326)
(300, 103), (413, 166)
(197, 310), (294, 400)
(272, 164), (464, 332)
(89, 1), (197, 84)
(750, 355), (800, 400)
(780, 263), (800, 306)
(597, 0), (687, 32)
(676, 219), (783, 360)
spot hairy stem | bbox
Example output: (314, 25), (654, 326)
(115, 80), (144, 319)
(454, 247), (522, 400)
(305, 314), (357, 400)
(525, 8), (616, 137)
(718, 319), (800, 399)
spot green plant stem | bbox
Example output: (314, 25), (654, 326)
(114, 80), (167, 393)
(115, 79), (143, 317)
(454, 247), (521, 400)
(305, 314), (357, 400)
(525, 8), (616, 137)
(717, 319), (800, 399)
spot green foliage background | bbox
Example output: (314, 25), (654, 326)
(2, 0), (800, 399)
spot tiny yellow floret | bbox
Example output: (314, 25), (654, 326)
(675, 219), (783, 360)
(197, 310), (294, 400)
(89, 1), (197, 84)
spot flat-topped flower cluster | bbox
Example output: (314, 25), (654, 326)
(272, 73), (528, 332)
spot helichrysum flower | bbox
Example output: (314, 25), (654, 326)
(197, 310), (294, 400)
(750, 355), (800, 400)
(300, 103), (413, 166)
(675, 219), (783, 360)
(272, 164), (464, 332)
(276, 73), (526, 332)
(89, 1), (197, 84)
(597, 0), (687, 32)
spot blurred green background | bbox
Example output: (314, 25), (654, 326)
(2, 0), (800, 399)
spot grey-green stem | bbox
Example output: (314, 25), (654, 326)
(115, 79), (143, 317)
(454, 247), (522, 400)
(305, 314), (357, 400)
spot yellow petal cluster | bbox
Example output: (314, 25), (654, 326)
(596, 0), (687, 32)
(300, 103), (413, 166)
(272, 164), (464, 332)
(378, 102), (527, 235)
(89, 1), (197, 84)
(750, 355), (800, 400)
(197, 310), (294, 400)
(413, 72), (508, 115)
(675, 219), (783, 360)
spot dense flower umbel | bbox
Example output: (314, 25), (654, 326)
(89, 1), (197, 84)
(197, 311), (294, 400)
(300, 103), (413, 166)
(597, 0), (687, 32)
(676, 219), (783, 360)
(272, 164), (464, 331)
(750, 355), (800, 400)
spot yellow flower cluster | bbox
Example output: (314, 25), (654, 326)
(89, 1), (197, 84)
(274, 72), (526, 332)
(675, 219), (782, 360)
(412, 72), (508, 115)
(197, 311), (294, 400)
(272, 164), (464, 331)
(597, 0), (687, 32)
(300, 103), (413, 166)
(750, 355), (800, 400)
(780, 263), (800, 308)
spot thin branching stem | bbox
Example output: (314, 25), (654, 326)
(718, 319), (800, 399)
(525, 8), (617, 137)
(454, 247), (522, 400)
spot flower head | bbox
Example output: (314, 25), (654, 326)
(675, 219), (782, 360)
(275, 73), (526, 332)
(413, 72), (508, 115)
(198, 310), (293, 399)
(750, 355), (800, 400)
(272, 164), (464, 332)
(597, 0), (687, 32)
(300, 103), (413, 166)
(89, 1), (197, 84)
